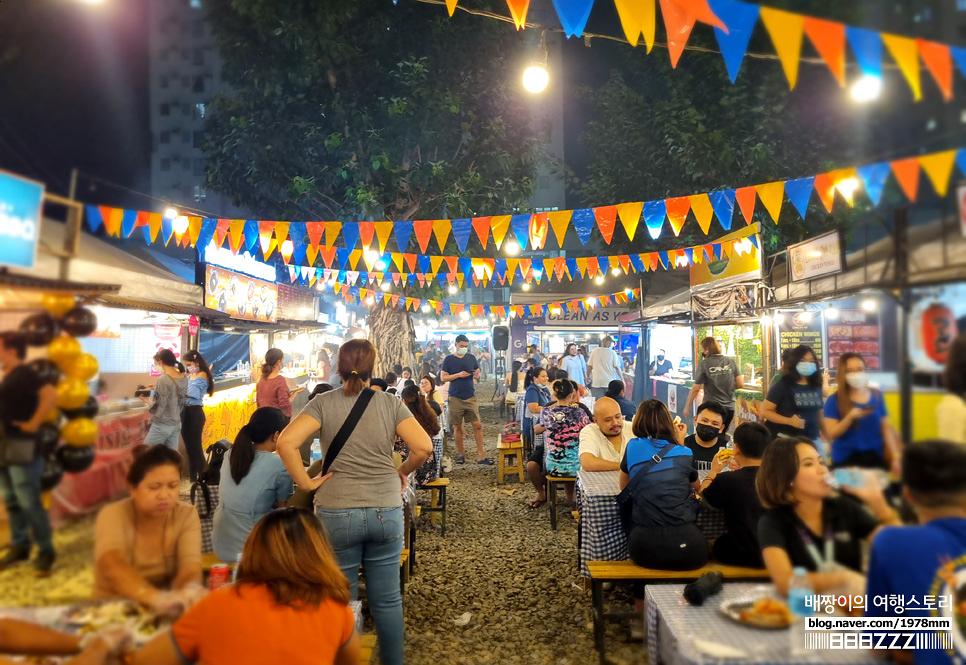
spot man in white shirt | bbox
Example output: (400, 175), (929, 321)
(578, 397), (633, 471)
(586, 336), (623, 399)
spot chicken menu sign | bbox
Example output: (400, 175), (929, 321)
(826, 310), (881, 371)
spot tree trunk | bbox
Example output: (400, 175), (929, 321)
(368, 303), (416, 377)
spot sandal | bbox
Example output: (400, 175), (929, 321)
(528, 498), (547, 509)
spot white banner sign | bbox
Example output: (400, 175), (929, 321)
(788, 230), (843, 283)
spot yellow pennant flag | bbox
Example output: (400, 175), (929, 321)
(446, 0), (458, 16)
(491, 215), (511, 249)
(187, 217), (202, 247)
(616, 202), (643, 241)
(430, 256), (444, 275)
(547, 210), (572, 248)
(456, 274), (465, 288)
(362, 248), (378, 272)
(688, 194), (714, 234)
(760, 7), (804, 89)
(883, 34), (921, 101)
(391, 253), (404, 272)
(614, 0), (656, 51)
(374, 222), (393, 252)
(348, 250), (363, 271)
(273, 222), (290, 246)
(325, 221), (341, 247)
(755, 182), (785, 223)
(543, 259), (556, 282)
(918, 150), (956, 197)
(576, 257), (589, 277)
(432, 219), (451, 252)
(506, 258), (520, 282)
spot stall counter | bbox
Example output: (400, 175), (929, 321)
(202, 372), (311, 449)
(650, 376), (764, 432)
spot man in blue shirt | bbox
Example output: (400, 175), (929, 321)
(441, 335), (490, 465)
(604, 380), (637, 419)
(865, 440), (966, 665)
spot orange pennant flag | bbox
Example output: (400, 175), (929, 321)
(883, 34), (921, 101)
(813, 173), (836, 212)
(491, 215), (511, 249)
(734, 186), (757, 224)
(547, 210), (572, 248)
(403, 253), (417, 272)
(593, 206), (618, 244)
(664, 196), (691, 236)
(103, 207), (124, 237)
(919, 150), (956, 197)
(917, 40), (953, 102)
(760, 7), (804, 89)
(444, 256), (458, 275)
(324, 221), (341, 248)
(659, 0), (696, 68)
(506, 0), (530, 30)
(358, 222), (375, 249)
(619, 255), (631, 274)
(671, 0), (725, 30)
(616, 202), (643, 241)
(586, 257), (598, 277)
(471, 217), (491, 249)
(689, 194), (714, 234)
(413, 220), (434, 253)
(554, 257), (568, 282)
(530, 212), (549, 250)
(802, 17), (845, 86)
(891, 158), (921, 202)
(755, 182), (785, 223)
(615, 0), (656, 51)
(432, 219), (451, 252)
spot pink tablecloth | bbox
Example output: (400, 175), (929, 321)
(49, 408), (150, 526)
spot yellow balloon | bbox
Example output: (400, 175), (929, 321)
(48, 336), (81, 368)
(65, 353), (99, 381)
(43, 408), (61, 424)
(56, 378), (90, 410)
(61, 418), (99, 447)
(42, 293), (76, 317)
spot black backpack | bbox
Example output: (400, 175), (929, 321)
(200, 439), (230, 486)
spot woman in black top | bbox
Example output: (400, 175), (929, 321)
(762, 345), (828, 454)
(757, 437), (901, 596)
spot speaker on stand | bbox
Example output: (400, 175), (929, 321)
(491, 326), (509, 402)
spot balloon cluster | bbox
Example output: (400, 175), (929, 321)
(19, 293), (100, 490)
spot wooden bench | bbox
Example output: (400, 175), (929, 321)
(417, 477), (450, 536)
(545, 475), (575, 530)
(496, 440), (525, 485)
(586, 560), (770, 665)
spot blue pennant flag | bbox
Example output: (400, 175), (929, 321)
(709, 0), (760, 83)
(121, 210), (138, 238)
(418, 254), (432, 275)
(289, 221), (307, 264)
(196, 218), (216, 251)
(855, 162), (891, 207)
(337, 270), (347, 284)
(846, 26), (882, 77)
(684, 248), (694, 265)
(85, 205), (103, 232)
(713, 243), (723, 262)
(335, 247), (350, 269)
(340, 222), (359, 250)
(642, 200), (667, 240)
(161, 216), (174, 246)
(749, 235), (759, 249)
(658, 251), (670, 269)
(956, 149), (966, 178)
(707, 190), (736, 231)
(630, 254), (646, 273)
(458, 257), (473, 281)
(565, 257), (578, 279)
(784, 178), (815, 219)
(952, 47), (966, 80)
(495, 258), (507, 279)
(511, 214), (531, 250)
(451, 218), (473, 253)
(393, 221), (413, 252)
(551, 0), (595, 37)
(243, 220), (259, 251)
(571, 208), (596, 245)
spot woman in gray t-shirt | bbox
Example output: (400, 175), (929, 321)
(683, 337), (744, 428)
(277, 339), (432, 665)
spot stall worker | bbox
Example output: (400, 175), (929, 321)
(578, 397), (633, 472)
(648, 349), (673, 377)
(93, 445), (204, 614)
(181, 349), (214, 483)
(683, 337), (743, 429)
(257, 348), (303, 422)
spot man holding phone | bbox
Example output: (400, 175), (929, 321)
(441, 335), (490, 465)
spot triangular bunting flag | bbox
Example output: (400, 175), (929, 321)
(614, 0), (655, 50)
(855, 162), (891, 207)
(374, 222), (393, 252)
(393, 221), (413, 252)
(491, 215), (511, 249)
(882, 33), (921, 101)
(507, 0), (530, 29)
(195, 218), (215, 250)
(571, 208), (596, 245)
(451, 218), (473, 253)
(324, 222), (342, 248)
(918, 40), (953, 102)
(813, 173), (836, 212)
(952, 47), (966, 83)
(755, 181), (785, 223)
(672, 0), (725, 30)
(784, 178), (814, 219)
(642, 200), (667, 239)
(659, 0), (696, 68)
(708, 0), (759, 83)
(307, 222), (324, 249)
(845, 26), (882, 77)
(446, 0), (458, 16)
(689, 194), (714, 234)
(530, 213), (549, 250)
(803, 16), (846, 86)
(413, 220), (434, 253)
(593, 206), (618, 244)
(289, 221), (307, 264)
(890, 157), (920, 201)
(511, 213), (532, 250)
(664, 196), (691, 236)
(734, 186), (757, 224)
(919, 150), (956, 197)
(616, 202), (643, 240)
(547, 211), (572, 247)
(707, 189), (735, 231)
(760, 7), (804, 89)
(339, 222), (358, 250)
(358, 222), (375, 249)
(432, 219), (451, 252)
(551, 0), (595, 37)
(120, 210), (138, 239)
(86, 205), (104, 232)
(471, 217), (491, 249)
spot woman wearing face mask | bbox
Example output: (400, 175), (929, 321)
(143, 350), (188, 451)
(762, 345), (828, 454)
(181, 350), (214, 482)
(822, 353), (902, 473)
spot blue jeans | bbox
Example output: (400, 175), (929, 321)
(317, 506), (404, 665)
(0, 457), (54, 556)
(590, 386), (608, 399)
(144, 422), (181, 449)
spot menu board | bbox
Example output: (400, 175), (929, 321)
(825, 310), (881, 372)
(205, 265), (277, 323)
(777, 311), (824, 368)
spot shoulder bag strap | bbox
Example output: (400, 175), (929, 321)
(620, 440), (679, 497)
(321, 388), (376, 476)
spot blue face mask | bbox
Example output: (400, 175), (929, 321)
(796, 361), (817, 377)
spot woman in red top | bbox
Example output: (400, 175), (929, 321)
(132, 507), (359, 665)
(256, 349), (302, 420)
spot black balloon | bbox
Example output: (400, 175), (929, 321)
(27, 359), (61, 385)
(35, 423), (61, 457)
(40, 456), (64, 491)
(61, 396), (100, 420)
(56, 444), (96, 473)
(61, 307), (97, 337)
(19, 313), (59, 347)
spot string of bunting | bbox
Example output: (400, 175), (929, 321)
(86, 146), (964, 262)
(323, 282), (643, 319)
(433, 0), (963, 102)
(281, 225), (760, 288)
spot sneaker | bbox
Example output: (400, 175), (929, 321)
(33, 551), (55, 577)
(456, 456), (466, 464)
(477, 458), (494, 466)
(0, 547), (30, 569)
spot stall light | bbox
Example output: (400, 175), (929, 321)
(734, 238), (753, 256)
(522, 31), (550, 94)
(551, 307), (562, 316)
(380, 282), (390, 292)
(861, 298), (878, 312)
(505, 240), (521, 256)
(173, 215), (190, 235)
(586, 297), (597, 307)
(363, 248), (380, 264)
(522, 283), (531, 291)
(365, 296), (375, 306)
(429, 320), (439, 328)
(421, 304), (431, 313)
(353, 331), (366, 339)
(835, 177), (859, 205)
(510, 310), (518, 318)
(825, 307), (839, 320)
(850, 74), (882, 102)
(460, 311), (470, 321)
(798, 312), (813, 323)
(448, 285), (458, 295)
(611, 268), (621, 276)
(595, 275), (605, 285)
(376, 260), (388, 271)
(298, 307), (312, 316)
(224, 326), (234, 331)
(675, 254), (690, 267)
(163, 207), (178, 219)
(280, 239), (294, 256)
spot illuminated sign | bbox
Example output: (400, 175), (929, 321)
(0, 170), (43, 269)
(787, 230), (843, 283)
(205, 265), (278, 323)
(202, 241), (277, 282)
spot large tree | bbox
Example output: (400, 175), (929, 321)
(202, 0), (545, 372)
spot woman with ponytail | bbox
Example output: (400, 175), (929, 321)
(395, 385), (442, 486)
(211, 407), (293, 563)
(539, 379), (590, 504)
(256, 348), (303, 420)
(181, 350), (214, 482)
(143, 349), (188, 450)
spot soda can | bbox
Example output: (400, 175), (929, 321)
(209, 563), (230, 590)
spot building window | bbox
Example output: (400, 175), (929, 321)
(193, 130), (205, 148)
(160, 131), (170, 144)
(193, 76), (205, 93)
(194, 103), (206, 120)
(192, 21), (204, 37)
(160, 158), (171, 172)
(193, 158), (205, 176)
(192, 48), (204, 66)
(160, 103), (170, 116)
(194, 185), (206, 200)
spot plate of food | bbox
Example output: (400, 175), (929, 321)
(63, 601), (171, 645)
(719, 596), (792, 629)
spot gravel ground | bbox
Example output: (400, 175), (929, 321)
(0, 403), (644, 664)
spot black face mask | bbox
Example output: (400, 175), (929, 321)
(657, 355), (665, 361)
(695, 424), (720, 441)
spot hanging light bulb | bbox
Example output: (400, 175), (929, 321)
(505, 240), (521, 256)
(850, 74), (882, 102)
(448, 285), (458, 295)
(595, 275), (605, 285)
(173, 215), (190, 235)
(522, 31), (550, 94)
(380, 282), (390, 292)
(163, 207), (178, 219)
(611, 268), (621, 276)
(522, 283), (530, 291)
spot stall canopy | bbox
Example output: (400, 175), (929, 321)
(12, 218), (204, 313)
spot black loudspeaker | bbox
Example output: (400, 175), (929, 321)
(492, 325), (509, 351)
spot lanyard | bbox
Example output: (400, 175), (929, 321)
(796, 521), (835, 570)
